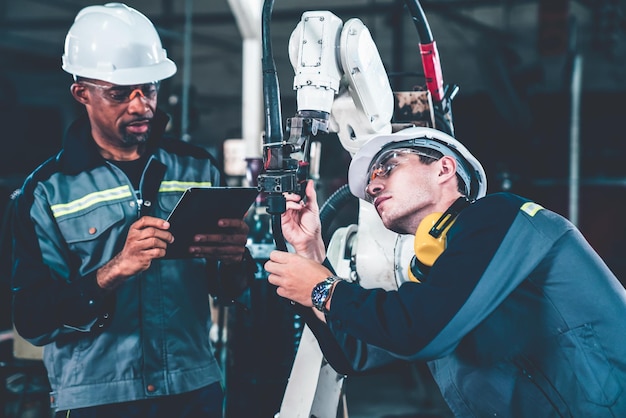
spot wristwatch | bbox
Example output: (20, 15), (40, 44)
(311, 276), (341, 313)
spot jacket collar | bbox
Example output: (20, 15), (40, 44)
(60, 109), (170, 175)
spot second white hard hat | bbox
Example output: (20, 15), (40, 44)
(62, 3), (177, 85)
(348, 126), (487, 202)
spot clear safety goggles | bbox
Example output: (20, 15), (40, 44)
(79, 80), (160, 104)
(365, 148), (439, 201)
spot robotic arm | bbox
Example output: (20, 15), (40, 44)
(287, 11), (394, 155)
(286, 0), (458, 157)
(258, 0), (454, 285)
(257, 3), (395, 252)
(284, 10), (413, 292)
(284, 3), (458, 290)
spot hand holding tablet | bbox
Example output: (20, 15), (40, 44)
(164, 187), (259, 259)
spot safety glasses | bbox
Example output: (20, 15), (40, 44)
(368, 148), (438, 182)
(79, 80), (160, 104)
(365, 148), (438, 201)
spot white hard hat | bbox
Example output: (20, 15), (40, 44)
(62, 3), (177, 85)
(348, 126), (487, 201)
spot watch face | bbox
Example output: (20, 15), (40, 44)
(312, 279), (333, 312)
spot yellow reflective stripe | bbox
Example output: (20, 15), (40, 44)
(159, 181), (213, 193)
(521, 201), (543, 217)
(51, 186), (133, 219)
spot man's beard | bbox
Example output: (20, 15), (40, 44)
(120, 125), (151, 146)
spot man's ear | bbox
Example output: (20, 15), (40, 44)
(70, 83), (89, 105)
(437, 156), (458, 182)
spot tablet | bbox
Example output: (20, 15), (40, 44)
(164, 187), (259, 259)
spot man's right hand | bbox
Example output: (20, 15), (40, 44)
(281, 180), (326, 262)
(96, 216), (173, 290)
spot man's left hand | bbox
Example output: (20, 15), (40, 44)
(188, 218), (249, 263)
(265, 250), (332, 307)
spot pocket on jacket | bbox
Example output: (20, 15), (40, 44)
(56, 202), (126, 273)
(557, 323), (623, 406)
(58, 203), (126, 243)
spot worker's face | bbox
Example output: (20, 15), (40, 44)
(365, 150), (442, 234)
(72, 80), (159, 148)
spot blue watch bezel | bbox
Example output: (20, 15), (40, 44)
(311, 276), (340, 312)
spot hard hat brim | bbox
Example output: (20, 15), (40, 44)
(63, 59), (177, 86)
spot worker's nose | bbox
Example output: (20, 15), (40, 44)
(365, 180), (384, 202)
(127, 93), (151, 113)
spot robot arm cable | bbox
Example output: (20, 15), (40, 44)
(404, 0), (458, 135)
(262, 0), (283, 146)
(260, 0), (289, 252)
(404, 0), (444, 103)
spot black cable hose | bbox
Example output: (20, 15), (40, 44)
(319, 183), (357, 245)
(261, 0), (290, 252)
(261, 0), (283, 145)
(404, 0), (433, 43)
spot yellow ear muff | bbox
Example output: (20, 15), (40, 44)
(407, 212), (455, 283)
(413, 212), (452, 267)
(407, 197), (471, 282)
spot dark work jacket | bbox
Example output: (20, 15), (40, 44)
(303, 192), (626, 417)
(11, 110), (253, 411)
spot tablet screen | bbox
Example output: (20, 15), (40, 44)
(164, 187), (259, 259)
